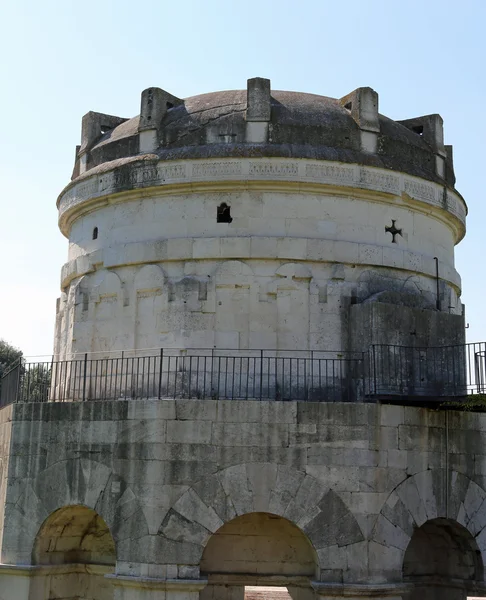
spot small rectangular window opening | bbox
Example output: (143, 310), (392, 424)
(92, 227), (98, 240)
(217, 203), (233, 223)
(344, 102), (352, 111)
(412, 125), (424, 136)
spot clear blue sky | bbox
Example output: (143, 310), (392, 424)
(0, 0), (485, 357)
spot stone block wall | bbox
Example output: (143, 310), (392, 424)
(54, 157), (465, 358)
(0, 399), (486, 600)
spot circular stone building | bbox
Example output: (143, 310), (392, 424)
(2, 79), (485, 600)
(55, 78), (466, 359)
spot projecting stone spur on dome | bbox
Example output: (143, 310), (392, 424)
(72, 78), (455, 188)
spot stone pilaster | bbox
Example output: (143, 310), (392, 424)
(0, 565), (32, 600)
(200, 583), (245, 600)
(312, 582), (410, 600)
(108, 576), (207, 600)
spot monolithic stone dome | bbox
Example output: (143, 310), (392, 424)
(72, 82), (456, 188)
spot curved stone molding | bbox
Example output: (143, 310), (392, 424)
(59, 237), (462, 292)
(1, 458), (148, 565)
(158, 463), (364, 578)
(276, 262), (313, 280)
(369, 470), (486, 580)
(57, 158), (467, 236)
(89, 270), (123, 306)
(134, 263), (167, 291)
(212, 259), (254, 283)
(134, 264), (168, 349)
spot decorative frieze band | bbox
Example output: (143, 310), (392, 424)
(58, 158), (466, 228)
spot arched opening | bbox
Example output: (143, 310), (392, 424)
(201, 513), (317, 600)
(403, 518), (484, 600)
(31, 505), (115, 599)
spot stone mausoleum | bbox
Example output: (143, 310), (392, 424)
(0, 78), (484, 600)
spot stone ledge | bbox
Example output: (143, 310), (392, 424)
(59, 237), (461, 291)
(57, 158), (466, 237)
(311, 581), (411, 598)
(0, 563), (112, 577)
(106, 575), (208, 591)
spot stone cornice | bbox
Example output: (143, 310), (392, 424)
(60, 236), (461, 293)
(106, 575), (208, 591)
(0, 563), (112, 577)
(311, 581), (412, 597)
(57, 158), (466, 241)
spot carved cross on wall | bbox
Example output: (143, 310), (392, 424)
(385, 220), (402, 243)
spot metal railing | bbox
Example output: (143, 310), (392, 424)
(0, 349), (366, 407)
(369, 342), (486, 397)
(1, 343), (485, 407)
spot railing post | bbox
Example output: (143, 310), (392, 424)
(451, 344), (456, 396)
(260, 350), (263, 400)
(310, 350), (314, 401)
(82, 353), (88, 402)
(158, 348), (164, 399)
(372, 345), (377, 396)
(304, 354), (308, 401)
(16, 361), (22, 403)
(49, 354), (54, 403)
(361, 351), (366, 401)
(211, 348), (215, 397)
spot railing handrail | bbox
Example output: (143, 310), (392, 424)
(18, 353), (366, 366)
(2, 342), (485, 406)
(370, 342), (480, 350)
(0, 350), (366, 406)
(21, 347), (365, 361)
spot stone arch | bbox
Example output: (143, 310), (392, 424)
(370, 469), (486, 582)
(134, 264), (167, 349)
(213, 260), (255, 285)
(89, 269), (123, 308)
(30, 505), (115, 600)
(200, 512), (317, 576)
(158, 463), (364, 579)
(273, 263), (312, 350)
(70, 270), (124, 354)
(275, 263), (313, 281)
(403, 517), (484, 600)
(2, 458), (148, 566)
(357, 269), (434, 309)
(134, 263), (167, 292)
(32, 505), (116, 566)
(212, 260), (255, 349)
(53, 291), (69, 358)
(61, 275), (89, 358)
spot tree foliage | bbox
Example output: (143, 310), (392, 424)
(0, 340), (53, 402)
(447, 394), (486, 411)
(0, 339), (23, 379)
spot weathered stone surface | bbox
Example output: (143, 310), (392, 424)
(2, 399), (486, 598)
(2, 70), (475, 594)
(159, 509), (211, 546)
(302, 490), (364, 549)
(173, 489), (223, 533)
(53, 88), (464, 370)
(192, 474), (237, 524)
